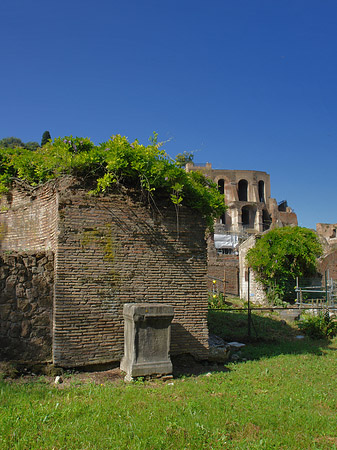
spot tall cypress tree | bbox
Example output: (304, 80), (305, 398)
(41, 131), (51, 146)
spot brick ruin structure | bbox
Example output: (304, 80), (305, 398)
(186, 163), (297, 297)
(0, 178), (209, 366)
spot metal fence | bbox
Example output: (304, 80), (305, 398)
(208, 270), (337, 341)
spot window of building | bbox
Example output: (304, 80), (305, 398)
(238, 179), (248, 201)
(242, 206), (250, 226)
(218, 179), (224, 195)
(258, 180), (265, 203)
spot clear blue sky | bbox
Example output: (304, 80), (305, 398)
(1, 0), (336, 229)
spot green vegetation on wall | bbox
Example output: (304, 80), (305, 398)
(0, 133), (226, 228)
(246, 226), (322, 303)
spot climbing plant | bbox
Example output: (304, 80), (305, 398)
(0, 133), (226, 228)
(246, 226), (322, 303)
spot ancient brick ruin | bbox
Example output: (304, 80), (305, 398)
(0, 178), (209, 366)
(186, 163), (298, 297)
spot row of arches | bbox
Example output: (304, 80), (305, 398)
(219, 206), (271, 230)
(217, 178), (266, 203)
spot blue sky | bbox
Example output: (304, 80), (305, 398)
(1, 0), (336, 229)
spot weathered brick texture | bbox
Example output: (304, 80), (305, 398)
(319, 250), (337, 282)
(207, 237), (239, 295)
(0, 181), (58, 252)
(1, 179), (209, 366)
(54, 188), (208, 366)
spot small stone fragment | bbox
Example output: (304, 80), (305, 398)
(54, 375), (63, 384)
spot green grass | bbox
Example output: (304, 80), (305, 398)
(208, 298), (299, 344)
(2, 309), (337, 449)
(2, 339), (337, 449)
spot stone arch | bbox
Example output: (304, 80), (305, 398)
(258, 180), (265, 203)
(238, 179), (248, 201)
(218, 179), (225, 195)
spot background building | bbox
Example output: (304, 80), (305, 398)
(186, 162), (298, 297)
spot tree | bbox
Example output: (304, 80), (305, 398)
(0, 137), (26, 148)
(246, 226), (322, 303)
(41, 131), (51, 147)
(24, 141), (40, 151)
(0, 137), (39, 150)
(175, 151), (194, 168)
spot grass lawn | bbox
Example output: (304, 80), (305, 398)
(1, 308), (337, 449)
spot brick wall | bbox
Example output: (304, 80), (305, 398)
(207, 255), (239, 295)
(0, 179), (209, 367)
(206, 236), (239, 295)
(0, 181), (58, 252)
(53, 187), (209, 366)
(0, 252), (54, 361)
(319, 250), (337, 281)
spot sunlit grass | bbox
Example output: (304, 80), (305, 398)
(1, 336), (337, 449)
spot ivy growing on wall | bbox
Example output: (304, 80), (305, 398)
(0, 133), (226, 228)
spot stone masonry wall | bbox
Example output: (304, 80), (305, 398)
(239, 235), (267, 305)
(54, 186), (209, 367)
(0, 252), (54, 361)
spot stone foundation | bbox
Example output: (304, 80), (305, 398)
(0, 252), (54, 362)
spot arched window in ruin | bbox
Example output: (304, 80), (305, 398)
(220, 213), (226, 224)
(238, 179), (248, 201)
(258, 180), (265, 203)
(242, 206), (250, 226)
(262, 209), (271, 231)
(218, 179), (224, 195)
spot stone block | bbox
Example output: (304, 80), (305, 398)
(120, 303), (174, 380)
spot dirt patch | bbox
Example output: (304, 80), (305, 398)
(1, 355), (228, 386)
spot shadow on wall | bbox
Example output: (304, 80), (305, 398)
(170, 322), (208, 360)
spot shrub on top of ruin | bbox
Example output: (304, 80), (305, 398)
(0, 133), (226, 228)
(246, 226), (323, 303)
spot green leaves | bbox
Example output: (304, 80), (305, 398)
(0, 133), (226, 228)
(298, 311), (337, 339)
(246, 227), (322, 302)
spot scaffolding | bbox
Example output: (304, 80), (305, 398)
(295, 271), (337, 310)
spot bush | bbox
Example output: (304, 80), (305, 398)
(298, 311), (337, 339)
(0, 133), (226, 229)
(246, 227), (322, 302)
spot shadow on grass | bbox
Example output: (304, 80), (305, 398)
(208, 309), (336, 362)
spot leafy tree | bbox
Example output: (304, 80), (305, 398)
(41, 131), (51, 146)
(175, 151), (194, 167)
(24, 141), (40, 151)
(0, 137), (26, 148)
(0, 137), (39, 151)
(246, 226), (322, 303)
